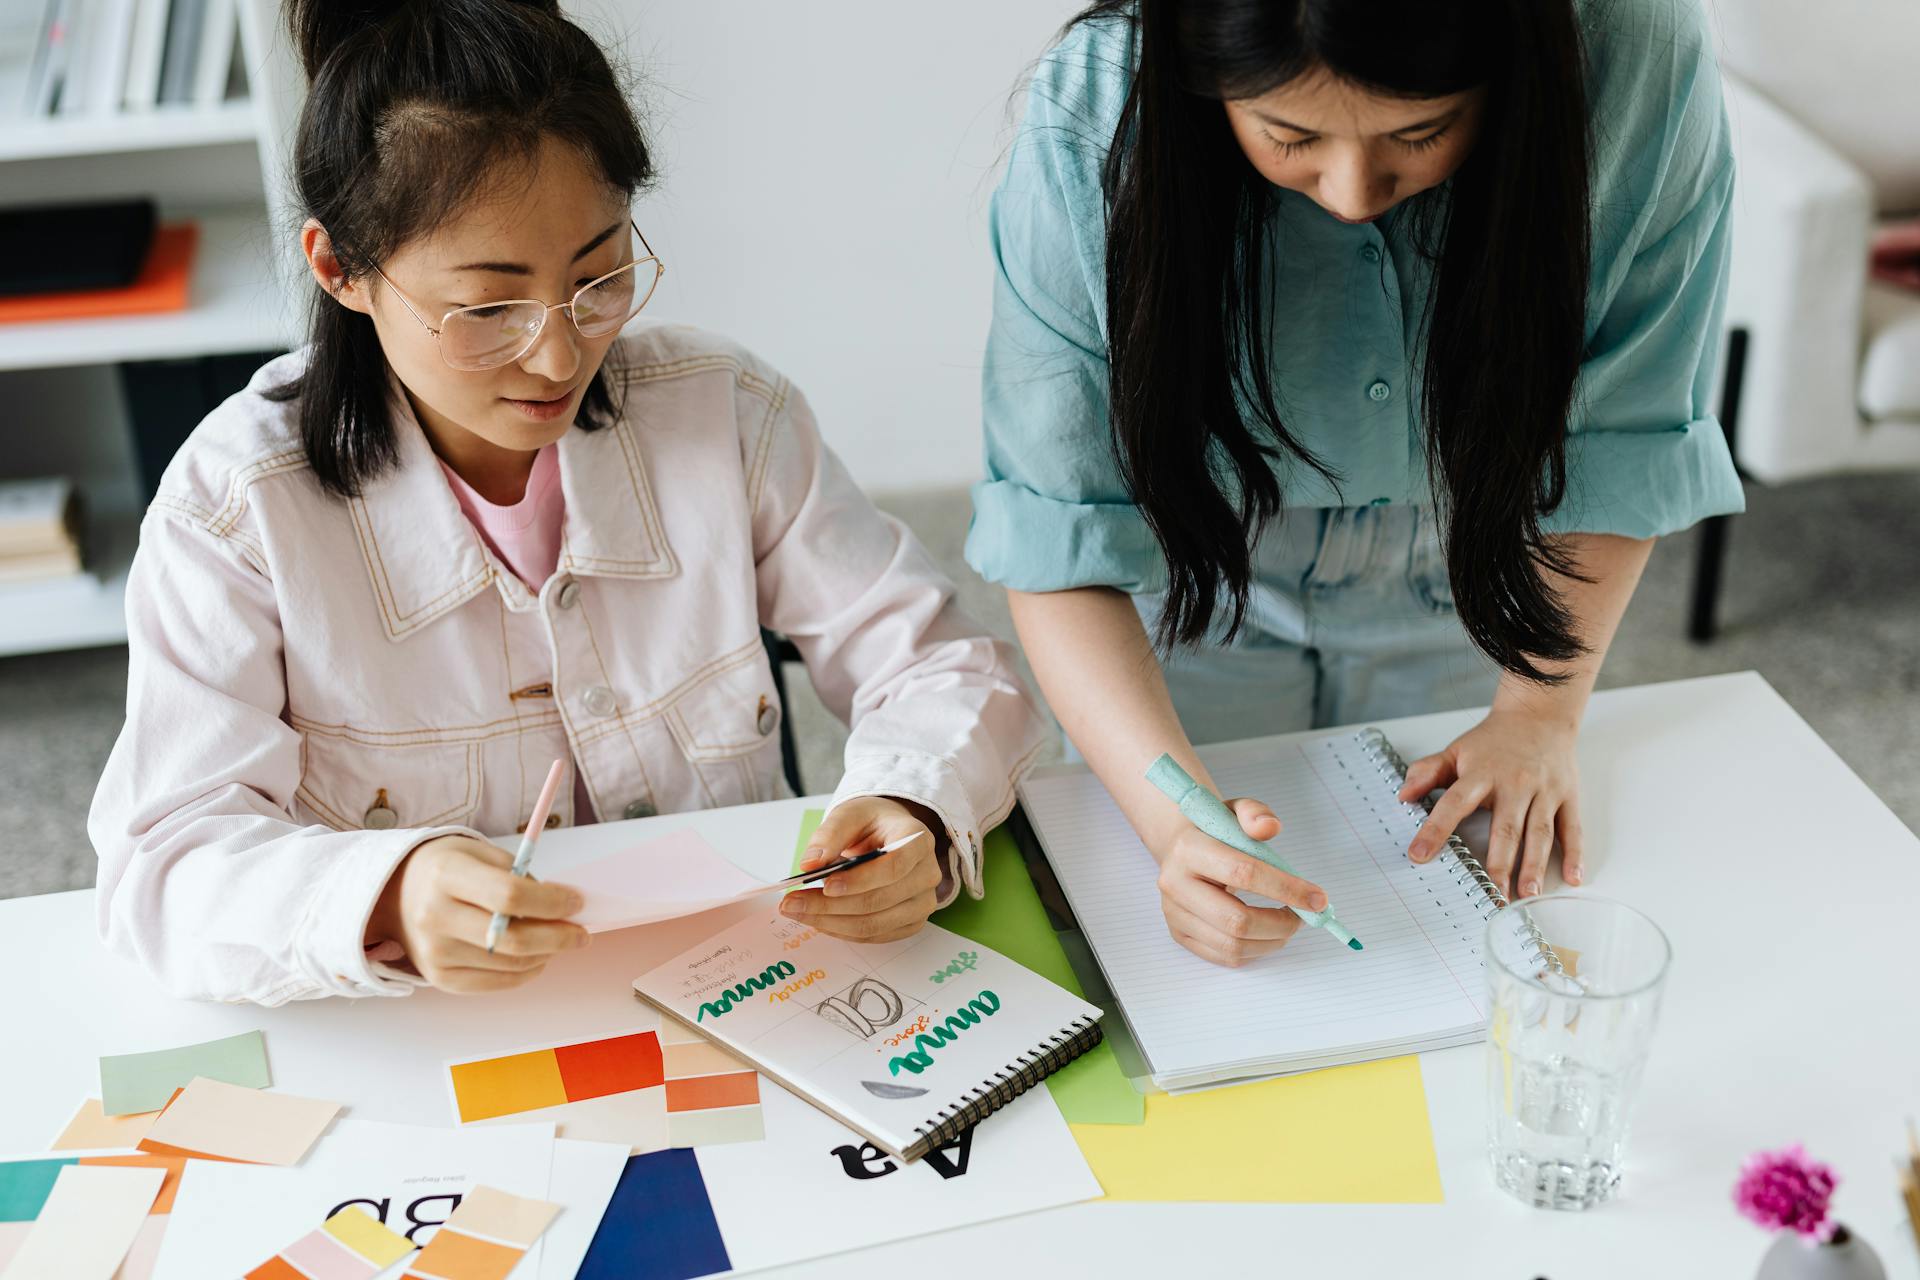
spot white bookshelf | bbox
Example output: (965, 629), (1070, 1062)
(0, 0), (301, 655)
(0, 101), (260, 162)
(0, 512), (138, 658)
(0, 208), (298, 372)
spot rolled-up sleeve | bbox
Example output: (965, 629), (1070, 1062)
(1546, 0), (1745, 538)
(965, 19), (1167, 595)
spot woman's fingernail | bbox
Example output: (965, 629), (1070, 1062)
(1567, 867), (1582, 885)
(1521, 881), (1539, 897)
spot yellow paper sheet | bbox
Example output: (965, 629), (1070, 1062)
(1069, 1055), (1443, 1202)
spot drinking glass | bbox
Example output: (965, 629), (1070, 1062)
(1484, 893), (1671, 1210)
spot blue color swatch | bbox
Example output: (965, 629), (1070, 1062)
(576, 1149), (731, 1280)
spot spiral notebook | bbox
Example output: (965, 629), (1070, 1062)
(631, 910), (1102, 1161)
(1018, 727), (1531, 1090)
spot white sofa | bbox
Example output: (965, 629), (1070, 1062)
(1690, 0), (1920, 637)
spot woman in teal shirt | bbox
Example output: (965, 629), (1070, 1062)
(967, 0), (1743, 967)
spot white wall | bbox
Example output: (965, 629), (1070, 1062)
(571, 1), (1085, 494)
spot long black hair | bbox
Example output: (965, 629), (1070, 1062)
(267, 0), (653, 498)
(1082, 0), (1592, 682)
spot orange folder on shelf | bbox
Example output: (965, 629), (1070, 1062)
(0, 223), (197, 324)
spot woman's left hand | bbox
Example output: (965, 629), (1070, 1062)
(780, 796), (946, 943)
(1397, 709), (1584, 899)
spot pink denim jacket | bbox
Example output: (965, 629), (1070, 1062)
(88, 325), (1048, 1005)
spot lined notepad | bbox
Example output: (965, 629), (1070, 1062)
(1019, 729), (1500, 1089)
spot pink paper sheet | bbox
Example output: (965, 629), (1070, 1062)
(553, 829), (777, 933)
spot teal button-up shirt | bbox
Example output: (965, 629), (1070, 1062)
(966, 0), (1745, 595)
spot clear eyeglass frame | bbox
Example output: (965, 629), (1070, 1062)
(373, 221), (664, 372)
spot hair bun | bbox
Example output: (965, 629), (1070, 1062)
(284, 0), (565, 83)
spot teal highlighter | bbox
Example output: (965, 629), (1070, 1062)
(1145, 754), (1363, 951)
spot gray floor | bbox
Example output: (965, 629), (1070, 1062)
(6, 472), (1916, 900)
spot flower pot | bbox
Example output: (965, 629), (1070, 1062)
(1755, 1227), (1887, 1280)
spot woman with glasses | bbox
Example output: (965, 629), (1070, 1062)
(968, 0), (1744, 968)
(88, 0), (1046, 1005)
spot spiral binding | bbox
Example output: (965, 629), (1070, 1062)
(903, 1016), (1105, 1162)
(1352, 728), (1563, 977)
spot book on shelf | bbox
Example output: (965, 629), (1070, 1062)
(1, 0), (238, 120)
(0, 478), (85, 586)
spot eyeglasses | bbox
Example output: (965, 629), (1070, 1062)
(373, 222), (664, 371)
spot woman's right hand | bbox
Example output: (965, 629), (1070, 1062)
(368, 834), (590, 993)
(1154, 797), (1329, 967)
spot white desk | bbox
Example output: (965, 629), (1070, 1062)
(2, 672), (1915, 1277)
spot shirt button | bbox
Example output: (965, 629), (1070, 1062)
(623, 800), (656, 820)
(363, 805), (398, 830)
(1361, 244), (1381, 263)
(556, 580), (582, 610)
(1367, 380), (1391, 403)
(582, 685), (617, 717)
(1371, 496), (1391, 506)
(756, 699), (778, 736)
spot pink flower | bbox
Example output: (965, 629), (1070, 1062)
(1733, 1144), (1840, 1242)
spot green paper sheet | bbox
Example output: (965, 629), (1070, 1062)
(790, 809), (1141, 1124)
(790, 809), (825, 876)
(98, 1030), (271, 1116)
(933, 830), (1144, 1125)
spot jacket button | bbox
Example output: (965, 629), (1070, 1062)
(756, 699), (778, 736)
(1367, 379), (1392, 403)
(623, 800), (656, 820)
(556, 580), (582, 610)
(583, 686), (616, 717)
(363, 805), (398, 830)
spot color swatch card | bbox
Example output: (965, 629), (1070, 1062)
(0, 1152), (181, 1279)
(633, 912), (1102, 1161)
(399, 1186), (558, 1280)
(244, 1205), (414, 1280)
(0, 1162), (165, 1280)
(556, 830), (781, 933)
(151, 1119), (557, 1280)
(446, 1027), (763, 1154)
(99, 1030), (270, 1116)
(139, 1077), (341, 1165)
(48, 1098), (159, 1151)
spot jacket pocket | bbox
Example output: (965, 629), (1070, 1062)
(293, 732), (483, 832)
(662, 655), (784, 806)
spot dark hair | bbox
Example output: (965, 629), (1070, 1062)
(1080, 0), (1592, 682)
(266, 0), (653, 498)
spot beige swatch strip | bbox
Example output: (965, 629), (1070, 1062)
(137, 1076), (341, 1165)
(3, 1163), (165, 1280)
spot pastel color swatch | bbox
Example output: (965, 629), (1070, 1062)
(0, 1154), (183, 1222)
(399, 1185), (558, 1280)
(98, 1030), (271, 1116)
(659, 1024), (763, 1150)
(244, 1206), (414, 1280)
(0, 1162), (165, 1279)
(575, 1150), (729, 1280)
(138, 1077), (341, 1165)
(48, 1097), (160, 1151)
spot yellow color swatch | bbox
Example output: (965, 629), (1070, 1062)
(449, 1051), (568, 1122)
(1069, 1055), (1443, 1203)
(322, 1205), (414, 1267)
